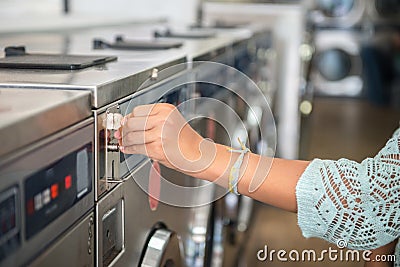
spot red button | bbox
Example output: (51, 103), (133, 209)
(26, 199), (34, 216)
(65, 175), (72, 190)
(51, 184), (58, 199)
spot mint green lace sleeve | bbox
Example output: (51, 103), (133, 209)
(296, 128), (400, 265)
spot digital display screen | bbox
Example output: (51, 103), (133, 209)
(24, 144), (92, 240)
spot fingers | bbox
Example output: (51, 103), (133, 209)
(114, 113), (156, 140)
(132, 103), (175, 117)
(121, 127), (158, 146)
(120, 142), (163, 162)
(131, 104), (157, 117)
(120, 143), (148, 155)
(124, 116), (157, 132)
(114, 103), (175, 140)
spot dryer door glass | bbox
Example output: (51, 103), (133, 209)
(316, 49), (352, 81)
(317, 0), (355, 17)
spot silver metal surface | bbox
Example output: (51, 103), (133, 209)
(0, 119), (94, 267)
(72, 23), (249, 62)
(96, 183), (125, 267)
(28, 212), (95, 267)
(141, 229), (184, 267)
(93, 70), (193, 199)
(0, 57), (185, 108)
(0, 28), (186, 108)
(0, 23), (248, 108)
(111, 160), (214, 267)
(90, 65), (216, 265)
(0, 88), (91, 160)
(0, 23), (272, 267)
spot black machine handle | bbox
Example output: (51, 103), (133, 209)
(5, 46), (27, 57)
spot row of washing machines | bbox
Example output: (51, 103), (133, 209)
(302, 0), (400, 101)
(0, 22), (275, 267)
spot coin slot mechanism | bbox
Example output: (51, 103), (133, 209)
(101, 198), (124, 267)
(104, 105), (123, 188)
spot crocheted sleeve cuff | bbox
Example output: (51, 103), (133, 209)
(296, 159), (330, 240)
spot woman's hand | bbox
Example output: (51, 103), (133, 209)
(114, 103), (214, 172)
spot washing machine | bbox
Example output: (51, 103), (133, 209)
(0, 88), (94, 267)
(0, 25), (227, 267)
(309, 29), (364, 97)
(101, 76), (217, 267)
(365, 0), (400, 26)
(189, 32), (273, 267)
(0, 23), (270, 266)
(304, 0), (366, 28)
(144, 24), (268, 267)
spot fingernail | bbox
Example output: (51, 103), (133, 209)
(114, 131), (120, 139)
(121, 116), (127, 126)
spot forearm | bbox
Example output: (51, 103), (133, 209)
(117, 103), (310, 212)
(182, 142), (310, 212)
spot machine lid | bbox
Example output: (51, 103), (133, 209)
(140, 229), (184, 267)
(0, 46), (117, 70)
(190, 20), (249, 30)
(0, 88), (91, 159)
(0, 54), (186, 109)
(93, 36), (183, 50)
(154, 28), (216, 39)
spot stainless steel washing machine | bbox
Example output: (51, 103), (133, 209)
(0, 23), (268, 266)
(188, 28), (273, 267)
(0, 26), (219, 267)
(115, 23), (267, 267)
(0, 88), (94, 267)
(309, 29), (364, 97)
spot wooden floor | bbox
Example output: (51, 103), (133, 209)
(241, 97), (400, 267)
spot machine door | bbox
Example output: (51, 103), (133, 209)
(141, 229), (184, 267)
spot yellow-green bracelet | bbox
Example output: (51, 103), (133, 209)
(227, 138), (250, 195)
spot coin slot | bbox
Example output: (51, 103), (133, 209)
(101, 199), (124, 267)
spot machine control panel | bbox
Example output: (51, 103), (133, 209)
(24, 144), (92, 239)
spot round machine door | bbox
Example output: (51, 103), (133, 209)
(308, 0), (364, 28)
(317, 0), (355, 17)
(312, 45), (363, 97)
(140, 229), (184, 267)
(316, 48), (352, 82)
